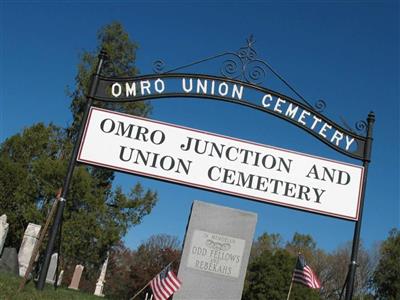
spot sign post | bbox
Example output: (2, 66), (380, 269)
(344, 112), (375, 300)
(36, 49), (107, 290)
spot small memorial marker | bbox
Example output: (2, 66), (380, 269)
(45, 253), (58, 284)
(68, 264), (84, 290)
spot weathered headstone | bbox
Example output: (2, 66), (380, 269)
(68, 264), (84, 290)
(94, 253), (109, 297)
(0, 214), (9, 256)
(18, 223), (41, 276)
(45, 253), (58, 284)
(57, 269), (64, 286)
(0, 247), (19, 275)
(174, 200), (257, 300)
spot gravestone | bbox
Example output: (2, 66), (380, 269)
(94, 253), (109, 297)
(18, 223), (41, 276)
(45, 253), (58, 284)
(174, 200), (257, 300)
(57, 270), (64, 286)
(0, 215), (9, 256)
(0, 247), (19, 275)
(68, 264), (84, 290)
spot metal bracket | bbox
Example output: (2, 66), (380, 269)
(350, 260), (359, 267)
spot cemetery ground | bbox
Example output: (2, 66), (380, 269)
(0, 272), (101, 300)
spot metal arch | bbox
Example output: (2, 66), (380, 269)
(92, 73), (367, 161)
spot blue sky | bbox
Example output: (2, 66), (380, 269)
(1, 1), (398, 253)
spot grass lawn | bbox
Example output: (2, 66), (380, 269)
(0, 272), (103, 300)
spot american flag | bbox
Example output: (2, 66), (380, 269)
(150, 265), (182, 300)
(293, 255), (321, 289)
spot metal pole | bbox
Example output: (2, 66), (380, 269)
(344, 112), (375, 299)
(53, 210), (63, 289)
(339, 268), (349, 299)
(37, 49), (107, 290)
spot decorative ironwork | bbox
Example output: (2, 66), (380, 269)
(150, 35), (314, 109)
(355, 120), (367, 134)
(340, 116), (368, 135)
(220, 35), (269, 85)
(152, 59), (165, 74)
(221, 56), (242, 78)
(314, 99), (327, 112)
(238, 35), (257, 60)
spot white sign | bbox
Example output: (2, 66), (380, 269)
(187, 230), (245, 278)
(78, 107), (364, 220)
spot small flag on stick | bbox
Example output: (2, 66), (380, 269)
(150, 264), (182, 300)
(293, 254), (321, 289)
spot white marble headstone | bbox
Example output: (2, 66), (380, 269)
(0, 214), (9, 255)
(57, 269), (64, 286)
(18, 223), (41, 276)
(45, 253), (58, 284)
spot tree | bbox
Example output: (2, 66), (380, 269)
(104, 234), (181, 300)
(0, 22), (157, 291)
(68, 22), (151, 139)
(0, 124), (65, 247)
(315, 241), (374, 299)
(371, 228), (400, 299)
(286, 232), (317, 258)
(243, 249), (319, 300)
(100, 241), (135, 300)
(127, 234), (181, 296)
(250, 232), (283, 260)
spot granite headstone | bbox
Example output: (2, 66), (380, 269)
(174, 200), (257, 300)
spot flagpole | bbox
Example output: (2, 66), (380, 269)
(287, 254), (299, 300)
(130, 281), (151, 300)
(286, 274), (294, 300)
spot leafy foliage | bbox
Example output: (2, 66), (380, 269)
(371, 228), (400, 299)
(243, 248), (320, 300)
(250, 232), (283, 259)
(0, 124), (66, 248)
(68, 22), (151, 139)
